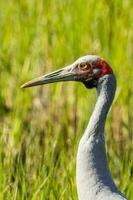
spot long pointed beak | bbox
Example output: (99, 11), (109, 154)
(21, 65), (76, 88)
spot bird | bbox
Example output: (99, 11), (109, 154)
(21, 55), (128, 200)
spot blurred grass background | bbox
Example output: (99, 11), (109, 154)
(0, 0), (133, 199)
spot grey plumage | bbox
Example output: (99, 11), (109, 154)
(76, 74), (127, 200)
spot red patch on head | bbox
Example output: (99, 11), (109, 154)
(97, 58), (113, 78)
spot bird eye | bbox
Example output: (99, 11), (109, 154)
(80, 63), (90, 71)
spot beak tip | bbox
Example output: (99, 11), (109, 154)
(20, 83), (28, 89)
(20, 80), (39, 88)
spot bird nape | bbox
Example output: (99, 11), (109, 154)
(21, 55), (128, 200)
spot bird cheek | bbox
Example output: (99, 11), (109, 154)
(80, 71), (93, 81)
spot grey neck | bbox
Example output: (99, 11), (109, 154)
(76, 74), (127, 200)
(84, 74), (116, 140)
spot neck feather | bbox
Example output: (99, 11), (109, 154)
(76, 74), (126, 200)
(85, 74), (116, 139)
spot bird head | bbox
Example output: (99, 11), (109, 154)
(21, 55), (113, 89)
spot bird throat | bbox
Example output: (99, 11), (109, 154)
(83, 79), (98, 88)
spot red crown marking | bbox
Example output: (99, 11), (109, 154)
(97, 58), (113, 78)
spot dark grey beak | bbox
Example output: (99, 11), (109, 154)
(21, 65), (76, 88)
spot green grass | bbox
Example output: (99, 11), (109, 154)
(0, 0), (133, 199)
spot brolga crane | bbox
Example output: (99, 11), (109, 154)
(21, 55), (128, 200)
